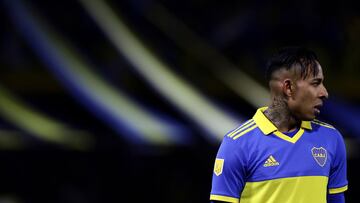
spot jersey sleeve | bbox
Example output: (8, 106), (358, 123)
(210, 136), (248, 203)
(327, 193), (345, 203)
(328, 131), (348, 194)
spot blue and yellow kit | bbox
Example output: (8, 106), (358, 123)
(210, 107), (348, 203)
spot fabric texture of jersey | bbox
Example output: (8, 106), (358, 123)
(210, 107), (348, 203)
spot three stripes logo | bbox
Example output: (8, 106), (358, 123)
(311, 119), (335, 129)
(263, 155), (280, 167)
(228, 119), (257, 140)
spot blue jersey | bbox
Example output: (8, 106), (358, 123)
(210, 107), (348, 203)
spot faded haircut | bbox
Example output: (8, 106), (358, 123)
(266, 46), (320, 81)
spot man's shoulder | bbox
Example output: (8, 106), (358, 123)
(223, 119), (260, 142)
(310, 119), (344, 139)
(311, 119), (337, 130)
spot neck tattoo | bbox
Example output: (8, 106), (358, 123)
(264, 97), (300, 132)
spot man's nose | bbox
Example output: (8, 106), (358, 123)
(320, 85), (329, 100)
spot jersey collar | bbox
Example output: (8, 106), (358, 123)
(253, 107), (312, 143)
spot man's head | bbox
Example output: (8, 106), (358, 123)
(266, 46), (329, 120)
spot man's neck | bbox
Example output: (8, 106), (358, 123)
(264, 98), (301, 132)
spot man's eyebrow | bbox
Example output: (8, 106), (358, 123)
(312, 78), (323, 82)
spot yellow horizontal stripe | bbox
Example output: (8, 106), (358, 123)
(210, 194), (239, 203)
(233, 125), (257, 140)
(228, 119), (254, 138)
(329, 185), (348, 194)
(241, 176), (328, 203)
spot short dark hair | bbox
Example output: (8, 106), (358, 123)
(266, 46), (319, 81)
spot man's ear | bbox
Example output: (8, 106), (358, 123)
(283, 79), (293, 97)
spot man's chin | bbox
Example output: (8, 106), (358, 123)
(302, 114), (317, 121)
(294, 111), (317, 121)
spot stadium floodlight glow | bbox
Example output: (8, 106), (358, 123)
(143, 4), (360, 153)
(0, 85), (93, 150)
(4, 0), (186, 145)
(79, 0), (242, 141)
(144, 4), (270, 108)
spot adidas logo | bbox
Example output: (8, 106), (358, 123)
(263, 155), (280, 167)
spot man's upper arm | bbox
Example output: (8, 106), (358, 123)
(327, 192), (345, 203)
(210, 136), (247, 202)
(328, 131), (348, 194)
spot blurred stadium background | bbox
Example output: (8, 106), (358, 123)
(1, 0), (360, 202)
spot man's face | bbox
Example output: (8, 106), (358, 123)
(288, 63), (329, 121)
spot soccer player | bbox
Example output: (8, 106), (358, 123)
(210, 47), (348, 203)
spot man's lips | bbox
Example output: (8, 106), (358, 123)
(314, 104), (323, 114)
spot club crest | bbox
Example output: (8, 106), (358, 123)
(214, 158), (224, 176)
(311, 147), (327, 167)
